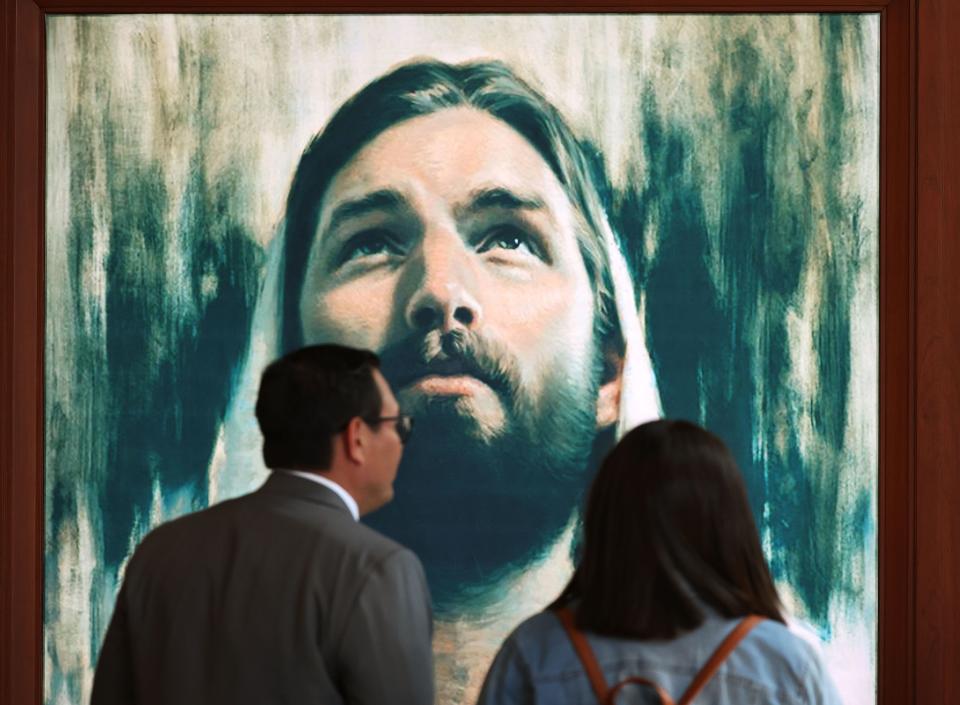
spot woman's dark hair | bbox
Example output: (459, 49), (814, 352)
(280, 58), (620, 357)
(552, 419), (784, 638)
(255, 344), (381, 470)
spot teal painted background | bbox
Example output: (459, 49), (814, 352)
(44, 14), (878, 704)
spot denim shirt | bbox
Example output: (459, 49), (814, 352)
(476, 610), (844, 705)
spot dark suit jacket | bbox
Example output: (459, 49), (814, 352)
(90, 471), (434, 705)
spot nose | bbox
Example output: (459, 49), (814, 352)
(403, 232), (483, 334)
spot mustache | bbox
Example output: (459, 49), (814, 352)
(378, 329), (521, 401)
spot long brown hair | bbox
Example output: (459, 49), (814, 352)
(552, 419), (784, 638)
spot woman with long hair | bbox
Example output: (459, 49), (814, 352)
(477, 419), (842, 704)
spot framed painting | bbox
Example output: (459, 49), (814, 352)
(4, 0), (954, 704)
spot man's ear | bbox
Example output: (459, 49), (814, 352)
(596, 341), (624, 430)
(341, 416), (366, 465)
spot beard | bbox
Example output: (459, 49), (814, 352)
(364, 329), (605, 614)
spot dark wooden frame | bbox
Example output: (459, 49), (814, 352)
(3, 1), (958, 702)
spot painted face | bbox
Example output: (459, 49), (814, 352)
(298, 107), (606, 604)
(300, 107), (599, 433)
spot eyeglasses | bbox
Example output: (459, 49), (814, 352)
(364, 414), (415, 445)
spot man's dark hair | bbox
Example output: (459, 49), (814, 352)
(279, 58), (621, 357)
(255, 345), (381, 470)
(552, 419), (784, 638)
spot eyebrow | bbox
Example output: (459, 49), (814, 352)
(322, 185), (547, 238)
(461, 186), (546, 214)
(324, 189), (409, 234)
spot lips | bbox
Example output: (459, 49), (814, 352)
(408, 374), (489, 396)
(392, 359), (498, 396)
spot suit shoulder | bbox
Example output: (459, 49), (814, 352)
(124, 498), (235, 562)
(332, 518), (413, 562)
(138, 493), (246, 537)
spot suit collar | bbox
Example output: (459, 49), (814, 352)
(282, 470), (360, 520)
(258, 471), (355, 517)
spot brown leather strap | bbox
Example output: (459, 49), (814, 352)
(557, 608), (765, 705)
(676, 615), (765, 705)
(557, 608), (677, 705)
(608, 676), (676, 705)
(557, 607), (609, 703)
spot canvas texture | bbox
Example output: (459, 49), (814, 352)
(44, 14), (879, 705)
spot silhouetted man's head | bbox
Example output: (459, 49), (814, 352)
(255, 344), (410, 515)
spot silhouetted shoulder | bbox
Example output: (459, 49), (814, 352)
(124, 488), (412, 588)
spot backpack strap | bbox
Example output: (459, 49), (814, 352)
(676, 615), (765, 705)
(606, 676), (676, 705)
(556, 608), (765, 705)
(557, 608), (676, 705)
(557, 607), (609, 702)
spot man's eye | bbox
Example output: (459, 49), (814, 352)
(338, 229), (404, 264)
(478, 226), (541, 258)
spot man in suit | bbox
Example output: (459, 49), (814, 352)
(91, 344), (434, 705)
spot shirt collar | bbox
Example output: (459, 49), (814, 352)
(279, 469), (360, 521)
